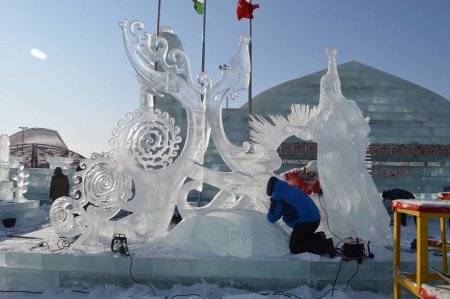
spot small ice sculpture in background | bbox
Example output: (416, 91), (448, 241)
(0, 134), (10, 182)
(0, 135), (30, 202)
(9, 156), (23, 168)
(11, 164), (29, 201)
(46, 157), (73, 169)
(0, 134), (14, 200)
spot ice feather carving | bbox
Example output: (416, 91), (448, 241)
(250, 104), (319, 149)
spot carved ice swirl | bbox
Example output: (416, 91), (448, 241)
(50, 197), (79, 237)
(126, 110), (181, 170)
(83, 162), (132, 213)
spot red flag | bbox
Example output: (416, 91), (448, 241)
(236, 0), (259, 20)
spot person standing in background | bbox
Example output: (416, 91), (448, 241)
(49, 167), (70, 203)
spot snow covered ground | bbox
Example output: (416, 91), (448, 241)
(0, 204), (445, 298)
(0, 282), (390, 299)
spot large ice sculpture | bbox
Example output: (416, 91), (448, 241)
(50, 20), (272, 249)
(313, 48), (391, 242)
(50, 19), (390, 254)
(250, 48), (391, 243)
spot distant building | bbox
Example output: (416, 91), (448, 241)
(9, 128), (84, 168)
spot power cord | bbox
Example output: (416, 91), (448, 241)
(29, 238), (73, 252)
(127, 252), (156, 296)
(167, 294), (205, 299)
(315, 259), (361, 298)
(342, 262), (360, 291)
(30, 241), (50, 251)
(0, 290), (43, 294)
(117, 237), (203, 299)
(259, 291), (302, 298)
(316, 259), (343, 298)
(72, 289), (90, 294)
(57, 239), (71, 250)
(318, 194), (342, 243)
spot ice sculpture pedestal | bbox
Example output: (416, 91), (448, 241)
(0, 182), (13, 200)
(0, 200), (40, 227)
(0, 232), (446, 296)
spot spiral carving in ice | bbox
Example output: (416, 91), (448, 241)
(50, 197), (78, 237)
(83, 162), (133, 217)
(126, 112), (181, 170)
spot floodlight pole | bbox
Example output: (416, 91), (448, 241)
(19, 126), (28, 155)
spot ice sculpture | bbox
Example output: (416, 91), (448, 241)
(0, 134), (13, 200)
(313, 48), (391, 242)
(250, 48), (391, 243)
(50, 20), (271, 248)
(50, 19), (390, 254)
(46, 157), (74, 169)
(0, 134), (10, 181)
(0, 136), (30, 201)
(11, 164), (29, 201)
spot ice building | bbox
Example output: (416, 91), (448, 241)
(246, 62), (450, 196)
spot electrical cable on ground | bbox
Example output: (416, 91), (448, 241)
(0, 290), (43, 294)
(57, 238), (71, 250)
(29, 241), (50, 251)
(127, 253), (157, 296)
(72, 289), (90, 294)
(315, 259), (343, 299)
(259, 291), (302, 298)
(123, 242), (204, 299)
(342, 262), (360, 291)
(168, 294), (205, 298)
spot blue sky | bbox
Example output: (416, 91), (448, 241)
(0, 0), (449, 157)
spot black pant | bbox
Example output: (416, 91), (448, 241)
(289, 221), (329, 255)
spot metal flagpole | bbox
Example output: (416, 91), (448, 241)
(152, 0), (162, 112)
(156, 0), (161, 36)
(247, 1), (254, 143)
(197, 0), (207, 207)
(249, 16), (253, 116)
(201, 0), (207, 75)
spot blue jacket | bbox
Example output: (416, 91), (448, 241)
(267, 178), (320, 228)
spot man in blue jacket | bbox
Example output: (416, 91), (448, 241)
(266, 176), (336, 257)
